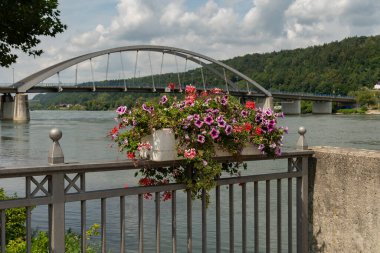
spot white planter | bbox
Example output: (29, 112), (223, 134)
(241, 144), (262, 155)
(214, 144), (231, 157)
(140, 128), (179, 161)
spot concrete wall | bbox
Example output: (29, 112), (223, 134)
(282, 100), (301, 115)
(312, 101), (332, 114)
(309, 146), (380, 253)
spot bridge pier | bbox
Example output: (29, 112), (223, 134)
(256, 96), (273, 110)
(281, 100), (301, 115)
(312, 101), (332, 114)
(0, 93), (30, 121)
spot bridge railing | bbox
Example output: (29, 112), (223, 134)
(0, 129), (312, 253)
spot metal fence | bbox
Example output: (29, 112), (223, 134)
(0, 151), (312, 253)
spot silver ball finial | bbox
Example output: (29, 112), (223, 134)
(49, 128), (62, 142)
(298, 126), (306, 136)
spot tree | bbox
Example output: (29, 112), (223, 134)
(0, 0), (67, 67)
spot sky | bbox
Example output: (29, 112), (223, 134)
(1, 0), (380, 84)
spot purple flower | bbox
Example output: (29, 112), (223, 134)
(265, 109), (273, 117)
(218, 119), (226, 128)
(212, 109), (220, 114)
(193, 114), (200, 120)
(197, 134), (205, 143)
(132, 120), (137, 126)
(142, 104), (153, 114)
(204, 115), (214, 125)
(216, 115), (224, 122)
(221, 97), (228, 105)
(187, 115), (194, 121)
(210, 128), (220, 139)
(225, 125), (232, 135)
(116, 106), (127, 115)
(258, 144), (265, 151)
(275, 147), (282, 156)
(270, 143), (276, 149)
(194, 120), (204, 128)
(160, 95), (168, 104)
(241, 110), (248, 118)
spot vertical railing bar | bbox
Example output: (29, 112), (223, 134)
(172, 190), (177, 253)
(120, 196), (125, 253)
(216, 184), (221, 253)
(25, 176), (31, 253)
(242, 183), (247, 253)
(266, 180), (270, 253)
(0, 210), (5, 253)
(229, 184), (234, 253)
(254, 181), (259, 253)
(101, 198), (107, 253)
(277, 179), (282, 253)
(138, 194), (144, 253)
(288, 158), (293, 253)
(296, 176), (302, 253)
(81, 174), (86, 253)
(48, 176), (53, 253)
(155, 192), (161, 253)
(301, 157), (309, 253)
(201, 189), (207, 253)
(187, 189), (192, 253)
(26, 206), (32, 253)
(187, 167), (192, 253)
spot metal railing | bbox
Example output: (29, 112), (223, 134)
(0, 129), (313, 253)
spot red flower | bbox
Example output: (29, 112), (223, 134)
(200, 90), (208, 97)
(255, 127), (262, 135)
(210, 88), (222, 94)
(127, 152), (135, 159)
(245, 122), (252, 132)
(233, 125), (243, 133)
(162, 191), (172, 201)
(168, 82), (175, 90)
(185, 85), (196, 94)
(110, 126), (119, 135)
(245, 101), (256, 109)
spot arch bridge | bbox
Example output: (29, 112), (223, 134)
(0, 45), (354, 121)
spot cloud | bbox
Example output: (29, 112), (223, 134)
(1, 0), (379, 84)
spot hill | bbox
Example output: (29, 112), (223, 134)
(32, 35), (380, 110)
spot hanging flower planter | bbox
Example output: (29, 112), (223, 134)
(110, 85), (287, 203)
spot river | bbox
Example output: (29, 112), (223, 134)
(0, 110), (379, 252)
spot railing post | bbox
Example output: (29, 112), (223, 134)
(296, 126), (308, 150)
(48, 128), (65, 252)
(296, 127), (309, 252)
(48, 128), (64, 164)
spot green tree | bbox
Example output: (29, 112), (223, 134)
(0, 0), (67, 67)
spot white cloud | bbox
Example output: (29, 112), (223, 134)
(1, 0), (379, 84)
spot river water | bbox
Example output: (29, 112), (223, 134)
(0, 111), (379, 252)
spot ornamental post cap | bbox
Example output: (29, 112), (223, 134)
(298, 126), (306, 136)
(49, 128), (62, 142)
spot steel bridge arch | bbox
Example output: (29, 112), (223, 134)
(12, 45), (272, 96)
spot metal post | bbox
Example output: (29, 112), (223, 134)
(50, 173), (65, 252)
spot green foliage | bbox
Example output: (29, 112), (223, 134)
(0, 0), (67, 67)
(349, 88), (379, 107)
(33, 35), (380, 110)
(5, 224), (101, 253)
(301, 101), (313, 114)
(0, 189), (27, 243)
(336, 108), (367, 114)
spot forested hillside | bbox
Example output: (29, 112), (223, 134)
(32, 35), (380, 110)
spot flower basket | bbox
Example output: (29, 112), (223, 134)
(241, 144), (262, 155)
(148, 128), (179, 161)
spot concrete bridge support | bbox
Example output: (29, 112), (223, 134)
(0, 93), (30, 121)
(312, 101), (332, 114)
(14, 94), (30, 122)
(256, 96), (273, 110)
(281, 100), (301, 115)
